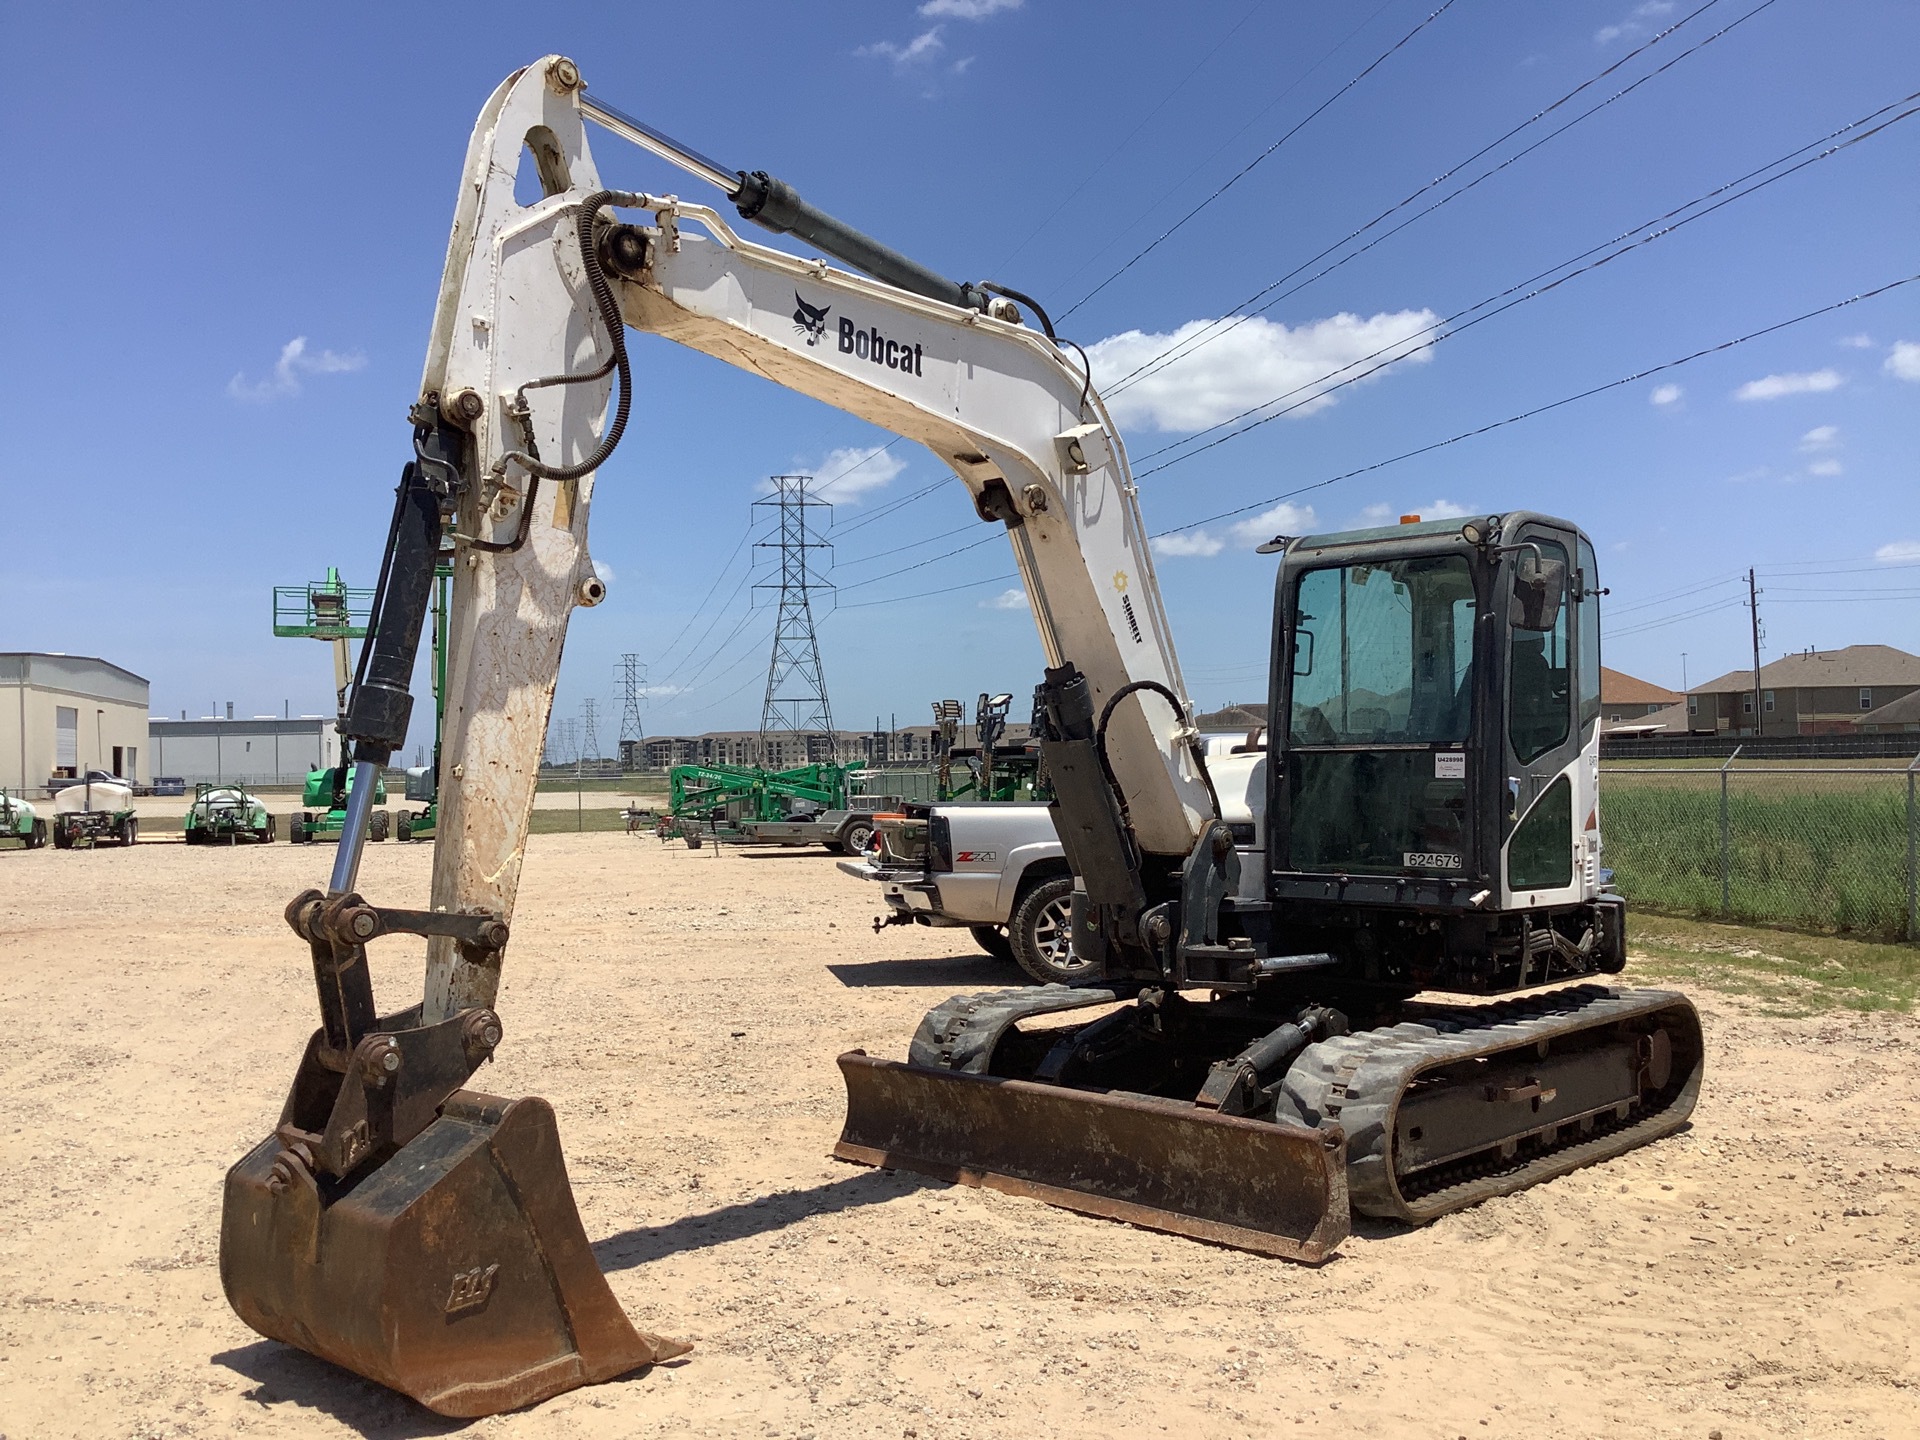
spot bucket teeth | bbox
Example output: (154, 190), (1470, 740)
(221, 1090), (686, 1418)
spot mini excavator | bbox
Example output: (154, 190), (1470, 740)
(220, 57), (1702, 1417)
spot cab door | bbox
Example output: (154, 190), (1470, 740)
(1498, 522), (1587, 910)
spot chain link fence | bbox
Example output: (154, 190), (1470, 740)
(1601, 754), (1920, 942)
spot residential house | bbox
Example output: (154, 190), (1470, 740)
(1687, 644), (1920, 737)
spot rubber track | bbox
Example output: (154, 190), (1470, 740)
(1278, 985), (1702, 1223)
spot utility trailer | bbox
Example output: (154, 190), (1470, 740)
(184, 784), (277, 844)
(51, 779), (138, 849)
(1, 790), (47, 849)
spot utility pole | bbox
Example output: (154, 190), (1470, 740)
(618, 654), (647, 769)
(754, 475), (835, 767)
(1747, 567), (1765, 738)
(580, 697), (600, 766)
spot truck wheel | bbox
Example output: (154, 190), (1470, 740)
(289, 815), (307, 844)
(969, 925), (1015, 963)
(29, 819), (47, 849)
(53, 825), (73, 850)
(840, 819), (876, 855)
(397, 813), (412, 842)
(120, 817), (139, 846)
(1011, 876), (1087, 985)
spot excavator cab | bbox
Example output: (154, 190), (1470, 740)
(1266, 511), (1624, 993)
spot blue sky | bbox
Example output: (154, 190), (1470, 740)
(5, 0), (1916, 754)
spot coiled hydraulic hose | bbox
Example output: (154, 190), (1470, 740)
(491, 188), (634, 482)
(1094, 679), (1224, 831)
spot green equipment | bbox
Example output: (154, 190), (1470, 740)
(184, 784), (277, 844)
(931, 692), (1050, 802)
(667, 761), (849, 825)
(397, 557), (453, 841)
(273, 568), (391, 845)
(0, 789), (47, 849)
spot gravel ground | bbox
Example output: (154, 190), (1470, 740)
(0, 832), (1914, 1439)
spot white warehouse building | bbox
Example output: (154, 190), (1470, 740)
(1, 652), (151, 794)
(147, 715), (340, 787)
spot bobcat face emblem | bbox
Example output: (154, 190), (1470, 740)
(793, 293), (831, 346)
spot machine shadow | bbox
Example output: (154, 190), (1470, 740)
(593, 1167), (939, 1272)
(211, 1340), (472, 1437)
(825, 954), (1013, 988)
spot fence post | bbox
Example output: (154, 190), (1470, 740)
(1719, 745), (1742, 917)
(1907, 750), (1919, 943)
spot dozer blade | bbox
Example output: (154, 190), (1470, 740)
(221, 1089), (688, 1417)
(834, 1052), (1349, 1261)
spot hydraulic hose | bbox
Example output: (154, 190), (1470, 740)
(1094, 680), (1224, 824)
(492, 189), (633, 483)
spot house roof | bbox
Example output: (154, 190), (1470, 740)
(1603, 699), (1692, 736)
(1855, 689), (1920, 727)
(1600, 667), (1680, 706)
(1690, 644), (1920, 694)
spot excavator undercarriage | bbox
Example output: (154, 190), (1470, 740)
(837, 981), (1701, 1254)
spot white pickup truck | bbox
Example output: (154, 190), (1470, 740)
(837, 800), (1080, 983)
(838, 734), (1265, 985)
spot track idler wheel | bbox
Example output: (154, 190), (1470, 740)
(221, 1089), (688, 1417)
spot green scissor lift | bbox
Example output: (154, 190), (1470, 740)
(271, 568), (389, 844)
(396, 558), (452, 841)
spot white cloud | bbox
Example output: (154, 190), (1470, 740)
(857, 26), (944, 65)
(1649, 383), (1683, 406)
(981, 586), (1029, 610)
(808, 445), (907, 504)
(1798, 425), (1840, 452)
(919, 0), (1020, 16)
(1806, 458), (1843, 478)
(1838, 333), (1875, 349)
(1733, 369), (1843, 402)
(951, 55), (976, 74)
(227, 336), (365, 401)
(1596, 1), (1673, 43)
(1151, 531), (1225, 558)
(592, 560), (617, 584)
(1089, 309), (1439, 433)
(1875, 541), (1920, 564)
(1227, 501), (1318, 549)
(1886, 341), (1920, 382)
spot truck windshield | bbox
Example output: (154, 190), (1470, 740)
(1289, 556), (1475, 746)
(1284, 554), (1477, 877)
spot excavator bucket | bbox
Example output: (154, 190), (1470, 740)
(222, 1087), (688, 1417)
(835, 1052), (1350, 1261)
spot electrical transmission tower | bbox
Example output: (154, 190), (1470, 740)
(754, 475), (835, 765)
(619, 654), (647, 769)
(579, 697), (601, 764)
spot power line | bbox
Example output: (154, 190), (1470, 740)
(1131, 88), (1920, 472)
(989, 0), (1273, 274)
(1104, 0), (1771, 396)
(1139, 271), (1920, 504)
(1057, 0), (1463, 323)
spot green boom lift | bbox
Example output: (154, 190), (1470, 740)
(396, 557), (453, 841)
(271, 568), (389, 844)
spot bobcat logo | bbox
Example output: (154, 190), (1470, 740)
(793, 293), (831, 347)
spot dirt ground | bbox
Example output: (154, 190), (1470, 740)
(1, 833), (1914, 1440)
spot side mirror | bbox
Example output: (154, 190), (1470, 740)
(1292, 628), (1316, 676)
(1512, 554), (1566, 632)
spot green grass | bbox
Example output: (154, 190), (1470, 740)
(1603, 772), (1915, 941)
(1626, 913), (1920, 1015)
